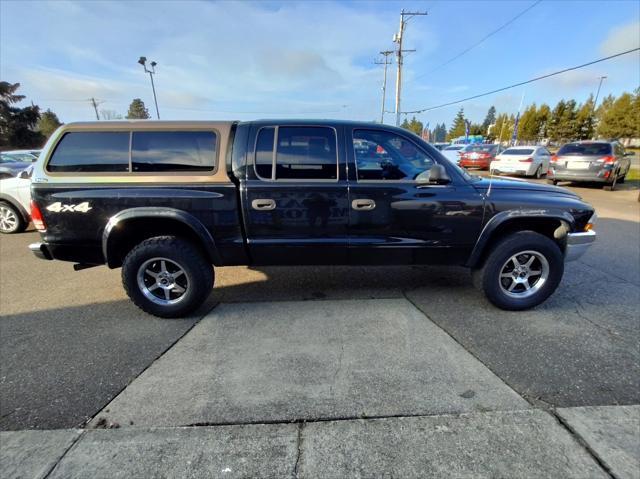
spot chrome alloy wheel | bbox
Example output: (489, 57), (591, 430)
(499, 250), (549, 299)
(136, 257), (189, 306)
(0, 205), (18, 233)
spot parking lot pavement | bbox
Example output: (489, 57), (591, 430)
(88, 299), (528, 428)
(0, 429), (81, 479)
(557, 405), (640, 479)
(7, 408), (636, 479)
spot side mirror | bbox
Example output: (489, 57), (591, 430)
(426, 164), (451, 185)
(19, 170), (30, 179)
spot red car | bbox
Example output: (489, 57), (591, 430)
(459, 144), (504, 170)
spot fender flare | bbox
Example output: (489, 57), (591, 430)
(466, 209), (575, 268)
(0, 193), (30, 223)
(102, 207), (221, 267)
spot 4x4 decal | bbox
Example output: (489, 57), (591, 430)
(46, 202), (92, 213)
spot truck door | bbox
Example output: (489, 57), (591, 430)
(241, 124), (349, 265)
(347, 127), (484, 265)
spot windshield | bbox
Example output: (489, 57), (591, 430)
(558, 143), (611, 156)
(501, 148), (534, 155)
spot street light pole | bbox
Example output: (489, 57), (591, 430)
(138, 56), (160, 119)
(593, 75), (607, 114)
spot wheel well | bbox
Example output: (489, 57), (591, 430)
(105, 217), (212, 268)
(472, 217), (568, 268)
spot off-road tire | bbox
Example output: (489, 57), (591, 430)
(0, 201), (26, 234)
(472, 231), (564, 311)
(122, 236), (213, 318)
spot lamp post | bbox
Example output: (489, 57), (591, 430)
(138, 56), (160, 119)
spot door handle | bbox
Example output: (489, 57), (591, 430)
(352, 199), (376, 211)
(251, 199), (276, 211)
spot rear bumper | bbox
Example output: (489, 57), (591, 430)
(29, 241), (104, 264)
(29, 242), (53, 260)
(565, 230), (596, 261)
(460, 160), (490, 169)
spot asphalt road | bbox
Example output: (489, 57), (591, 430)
(0, 178), (638, 430)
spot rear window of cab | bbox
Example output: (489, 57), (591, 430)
(47, 130), (217, 173)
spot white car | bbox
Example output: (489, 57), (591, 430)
(491, 146), (552, 178)
(440, 144), (467, 164)
(0, 165), (32, 233)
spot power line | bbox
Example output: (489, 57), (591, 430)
(402, 47), (640, 114)
(408, 0), (542, 84)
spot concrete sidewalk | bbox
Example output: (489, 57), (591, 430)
(1, 407), (638, 478)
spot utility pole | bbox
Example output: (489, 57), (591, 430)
(374, 50), (394, 123)
(89, 97), (102, 120)
(392, 9), (427, 126)
(138, 56), (160, 119)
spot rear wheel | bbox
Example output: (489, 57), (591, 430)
(122, 236), (213, 318)
(547, 179), (558, 185)
(472, 231), (564, 310)
(603, 170), (618, 191)
(534, 165), (543, 179)
(0, 202), (26, 234)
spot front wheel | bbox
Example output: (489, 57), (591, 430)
(472, 231), (564, 310)
(122, 236), (214, 318)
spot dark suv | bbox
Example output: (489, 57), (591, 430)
(29, 120), (596, 317)
(548, 140), (633, 190)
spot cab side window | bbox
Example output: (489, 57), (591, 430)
(276, 127), (337, 180)
(254, 126), (338, 181)
(353, 129), (434, 181)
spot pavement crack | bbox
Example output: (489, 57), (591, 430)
(293, 422), (304, 479)
(329, 340), (345, 396)
(551, 410), (617, 479)
(570, 297), (626, 341)
(43, 430), (85, 479)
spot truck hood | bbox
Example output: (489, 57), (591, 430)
(472, 176), (580, 198)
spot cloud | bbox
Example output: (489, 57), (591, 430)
(600, 20), (640, 56)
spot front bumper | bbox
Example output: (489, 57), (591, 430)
(565, 230), (596, 261)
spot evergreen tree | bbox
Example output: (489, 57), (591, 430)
(37, 109), (62, 139)
(597, 92), (639, 139)
(447, 108), (466, 140)
(126, 98), (150, 119)
(536, 104), (551, 140)
(547, 100), (567, 142)
(518, 104), (539, 142)
(482, 106), (496, 131)
(574, 95), (595, 140)
(0, 81), (44, 148)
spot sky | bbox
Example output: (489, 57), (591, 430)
(1, 0), (639, 129)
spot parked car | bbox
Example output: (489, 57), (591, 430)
(0, 153), (35, 179)
(432, 142), (450, 151)
(29, 121), (595, 317)
(459, 144), (503, 170)
(3, 149), (41, 159)
(491, 146), (552, 178)
(0, 165), (32, 233)
(440, 144), (466, 164)
(547, 141), (633, 191)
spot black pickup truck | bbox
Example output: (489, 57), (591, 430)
(28, 120), (596, 317)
